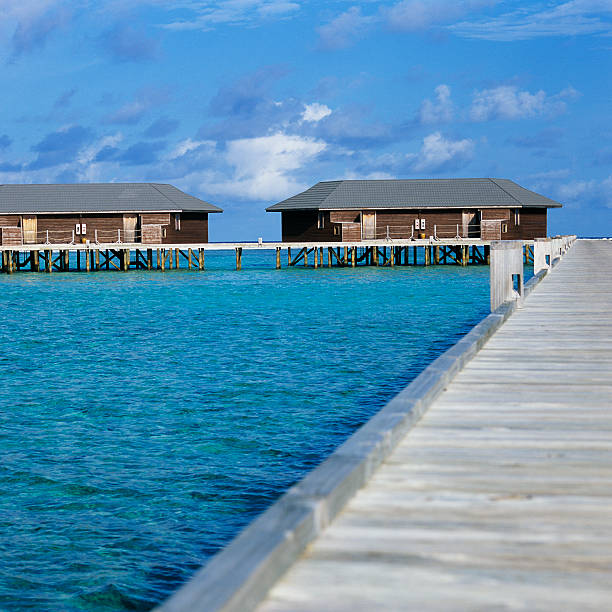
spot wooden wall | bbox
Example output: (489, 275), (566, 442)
(280, 208), (549, 242)
(281, 211), (336, 241)
(34, 211), (210, 244)
(163, 212), (208, 244)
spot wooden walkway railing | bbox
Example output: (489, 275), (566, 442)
(254, 239), (612, 611)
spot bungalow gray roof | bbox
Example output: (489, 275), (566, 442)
(266, 178), (562, 211)
(0, 183), (222, 214)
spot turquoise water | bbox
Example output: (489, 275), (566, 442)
(0, 251), (493, 611)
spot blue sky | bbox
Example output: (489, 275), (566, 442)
(0, 0), (611, 239)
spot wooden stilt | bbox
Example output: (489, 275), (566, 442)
(105, 249), (110, 270)
(198, 248), (204, 270)
(374, 247), (379, 266)
(434, 245), (440, 264)
(328, 247), (332, 267)
(288, 247), (291, 266)
(187, 248), (192, 270)
(160, 249), (166, 271)
(147, 249), (153, 270)
(175, 248), (179, 269)
(425, 245), (430, 266)
(77, 250), (81, 271)
(235, 247), (242, 270)
(95, 249), (100, 270)
(351, 247), (356, 267)
(45, 250), (52, 273)
(304, 248), (308, 267)
(276, 247), (281, 270)
(485, 244), (491, 265)
(319, 247), (323, 267)
(343, 247), (348, 265)
(85, 250), (90, 272)
(33, 251), (39, 272)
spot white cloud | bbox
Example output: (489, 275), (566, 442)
(410, 131), (474, 172)
(167, 138), (215, 160)
(470, 86), (572, 121)
(209, 132), (326, 200)
(105, 100), (149, 124)
(162, 0), (300, 31)
(451, 0), (612, 41)
(419, 84), (453, 124)
(301, 102), (332, 123)
(386, 0), (498, 31)
(77, 132), (122, 165)
(317, 6), (376, 50)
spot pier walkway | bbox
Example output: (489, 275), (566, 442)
(257, 239), (612, 611)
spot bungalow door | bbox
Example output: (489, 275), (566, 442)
(123, 214), (138, 243)
(362, 213), (376, 240)
(22, 216), (37, 244)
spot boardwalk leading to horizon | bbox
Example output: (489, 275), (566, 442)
(257, 239), (612, 611)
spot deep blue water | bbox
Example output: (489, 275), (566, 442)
(0, 251), (494, 611)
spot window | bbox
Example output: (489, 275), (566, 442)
(317, 212), (325, 229)
(333, 224), (341, 236)
(420, 218), (426, 230)
(514, 209), (520, 225)
(75, 223), (81, 235)
(81, 223), (87, 234)
(502, 222), (508, 233)
(175, 213), (181, 231)
(414, 219), (420, 229)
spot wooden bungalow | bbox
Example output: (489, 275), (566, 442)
(0, 183), (222, 245)
(266, 178), (561, 242)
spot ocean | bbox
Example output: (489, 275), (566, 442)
(0, 250), (494, 610)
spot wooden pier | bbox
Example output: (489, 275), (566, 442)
(253, 239), (612, 611)
(0, 239), (535, 273)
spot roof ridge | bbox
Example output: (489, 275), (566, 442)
(150, 183), (177, 206)
(488, 178), (522, 206)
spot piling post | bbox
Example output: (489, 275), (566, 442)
(288, 247), (292, 266)
(490, 240), (523, 311)
(122, 249), (129, 271)
(327, 247), (332, 267)
(187, 248), (192, 270)
(319, 247), (323, 267)
(343, 247), (348, 266)
(424, 245), (430, 266)
(276, 247), (281, 269)
(304, 248), (308, 267)
(198, 249), (204, 271)
(85, 249), (90, 272)
(157, 249), (161, 270)
(95, 250), (100, 270)
(175, 248), (179, 269)
(434, 245), (440, 265)
(351, 247), (356, 267)
(33, 251), (39, 272)
(412, 246), (417, 265)
(147, 249), (153, 270)
(390, 246), (395, 267)
(45, 250), (52, 273)
(168, 249), (174, 269)
(7, 250), (13, 274)
(77, 250), (81, 271)
(160, 249), (166, 271)
(314, 248), (318, 269)
(235, 247), (242, 270)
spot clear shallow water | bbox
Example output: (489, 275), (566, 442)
(0, 251), (492, 611)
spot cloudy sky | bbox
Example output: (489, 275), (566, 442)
(1, 0), (611, 239)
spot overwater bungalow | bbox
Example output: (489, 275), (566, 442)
(0, 183), (222, 245)
(266, 178), (562, 242)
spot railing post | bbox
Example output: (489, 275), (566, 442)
(95, 229), (98, 244)
(434, 224), (437, 240)
(46, 230), (49, 244)
(71, 230), (75, 244)
(490, 240), (523, 311)
(533, 238), (552, 275)
(386, 225), (389, 240)
(117, 229), (121, 243)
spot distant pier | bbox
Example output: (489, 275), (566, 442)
(0, 238), (538, 273)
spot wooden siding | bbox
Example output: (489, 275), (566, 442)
(281, 208), (548, 242)
(0, 215), (20, 227)
(141, 224), (163, 244)
(0, 227), (22, 245)
(163, 212), (208, 244)
(342, 223), (361, 241)
(281, 211), (336, 242)
(141, 213), (171, 225)
(330, 211), (360, 223)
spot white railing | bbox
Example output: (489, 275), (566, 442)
(370, 223), (485, 240)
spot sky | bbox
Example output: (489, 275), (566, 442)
(0, 0), (611, 240)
